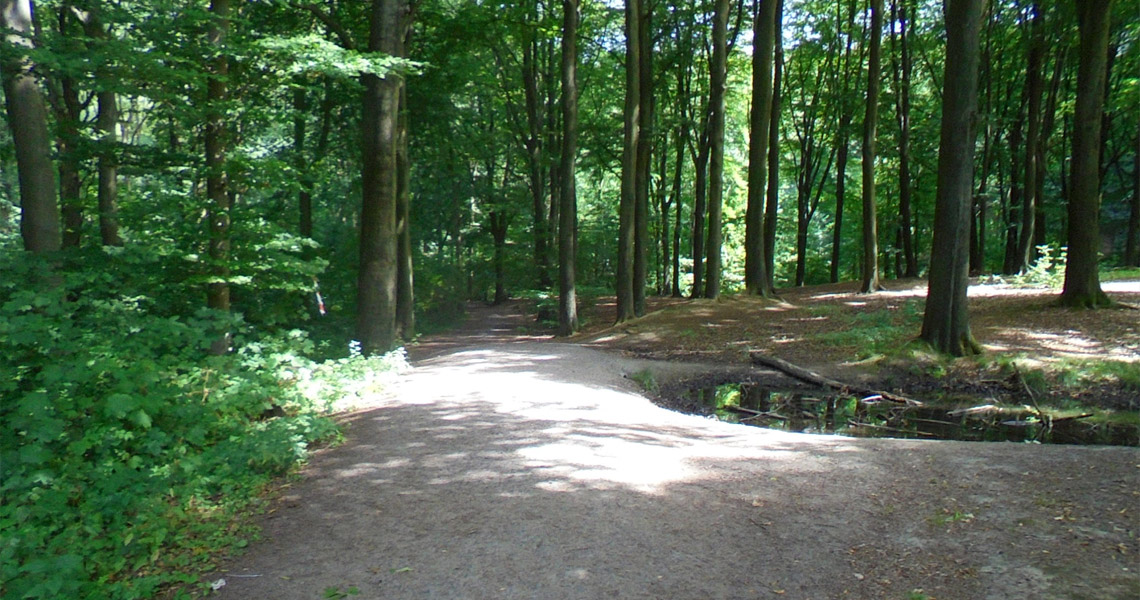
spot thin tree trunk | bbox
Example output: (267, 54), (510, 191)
(523, 12), (551, 289)
(920, 0), (985, 356)
(830, 0), (855, 284)
(617, 0), (640, 322)
(890, 0), (917, 278)
(634, 0), (652, 314)
(1003, 96), (1025, 275)
(763, 0), (784, 292)
(1016, 1), (1044, 273)
(1127, 127), (1140, 267)
(745, 0), (777, 295)
(1, 0), (59, 253)
(205, 0), (231, 355)
(672, 123), (684, 297)
(558, 0), (579, 336)
(704, 0), (730, 299)
(860, 0), (884, 293)
(396, 60), (414, 338)
(691, 108), (709, 298)
(356, 0), (403, 352)
(1060, 0), (1111, 308)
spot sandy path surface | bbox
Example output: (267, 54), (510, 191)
(213, 335), (1139, 600)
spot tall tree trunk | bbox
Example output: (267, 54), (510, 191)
(658, 140), (671, 295)
(830, 0), (855, 284)
(95, 89), (122, 246)
(970, 8), (995, 275)
(1127, 128), (1140, 267)
(745, 0), (777, 295)
(356, 0), (403, 352)
(1016, 1), (1044, 273)
(763, 0), (784, 292)
(890, 0), (917, 278)
(921, 0), (985, 356)
(633, 0), (652, 314)
(1060, 0), (1111, 308)
(704, 0), (730, 299)
(1, 0), (59, 253)
(1003, 99), (1025, 274)
(1032, 43), (1066, 254)
(691, 108), (710, 298)
(860, 0), (884, 293)
(205, 0), (231, 355)
(671, 123), (684, 297)
(396, 63), (414, 338)
(53, 37), (83, 249)
(558, 0), (579, 336)
(523, 12), (551, 290)
(617, 0), (640, 322)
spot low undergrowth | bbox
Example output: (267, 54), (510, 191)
(1, 250), (405, 599)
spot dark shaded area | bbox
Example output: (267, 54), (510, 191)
(661, 382), (1139, 446)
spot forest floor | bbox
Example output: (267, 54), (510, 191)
(211, 280), (1140, 600)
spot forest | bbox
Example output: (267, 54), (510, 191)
(1, 0), (1138, 597)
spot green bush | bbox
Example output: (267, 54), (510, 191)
(0, 249), (385, 599)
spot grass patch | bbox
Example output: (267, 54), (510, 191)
(807, 299), (925, 359)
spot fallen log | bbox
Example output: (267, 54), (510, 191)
(748, 352), (922, 406)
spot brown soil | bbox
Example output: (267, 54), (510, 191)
(571, 279), (1140, 411)
(212, 280), (1140, 600)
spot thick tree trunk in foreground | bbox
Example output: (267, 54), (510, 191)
(1, 0), (60, 253)
(616, 0), (640, 322)
(357, 0), (403, 352)
(1060, 0), (1111, 308)
(921, 0), (985, 357)
(205, 0), (231, 355)
(558, 0), (579, 336)
(745, 0), (777, 296)
(704, 0), (730, 299)
(860, 0), (884, 293)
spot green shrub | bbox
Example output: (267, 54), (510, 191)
(0, 249), (377, 599)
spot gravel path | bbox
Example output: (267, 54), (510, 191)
(212, 337), (1139, 600)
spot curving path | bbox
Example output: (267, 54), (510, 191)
(214, 306), (1140, 600)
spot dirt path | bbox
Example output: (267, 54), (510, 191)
(214, 305), (1139, 600)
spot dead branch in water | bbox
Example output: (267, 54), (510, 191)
(748, 352), (922, 406)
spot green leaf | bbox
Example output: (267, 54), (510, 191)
(105, 393), (137, 418)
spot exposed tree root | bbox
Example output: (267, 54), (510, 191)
(748, 352), (922, 405)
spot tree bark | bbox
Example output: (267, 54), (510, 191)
(890, 0), (917, 278)
(763, 0), (784, 292)
(633, 0), (652, 314)
(704, 0), (730, 299)
(860, 0), (884, 293)
(356, 0), (403, 352)
(1127, 127), (1140, 267)
(1060, 0), (1111, 308)
(1, 0), (60, 253)
(920, 0), (985, 356)
(522, 11), (551, 290)
(95, 89), (122, 246)
(617, 0), (640, 321)
(205, 0), (231, 355)
(1016, 1), (1044, 273)
(558, 0), (579, 336)
(671, 122), (684, 297)
(745, 0), (777, 295)
(830, 0), (856, 284)
(396, 46), (414, 339)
